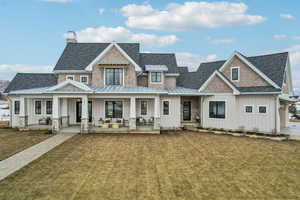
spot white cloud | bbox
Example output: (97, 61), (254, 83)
(121, 2), (266, 31)
(176, 52), (217, 71)
(98, 8), (105, 15)
(41, 0), (72, 3)
(293, 36), (300, 40)
(64, 26), (178, 48)
(210, 38), (235, 44)
(280, 13), (295, 20)
(274, 34), (287, 40)
(0, 64), (52, 80)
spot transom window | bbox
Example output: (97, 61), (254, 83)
(35, 101), (42, 115)
(46, 101), (52, 115)
(105, 68), (123, 86)
(163, 101), (169, 115)
(151, 72), (162, 83)
(245, 105), (253, 113)
(209, 101), (225, 119)
(141, 101), (147, 115)
(14, 101), (20, 115)
(80, 76), (89, 84)
(258, 106), (267, 114)
(231, 67), (239, 81)
(105, 101), (123, 118)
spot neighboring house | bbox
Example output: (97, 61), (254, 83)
(0, 80), (9, 101)
(4, 39), (297, 134)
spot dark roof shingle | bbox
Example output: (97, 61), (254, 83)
(139, 53), (178, 73)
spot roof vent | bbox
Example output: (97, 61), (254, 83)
(65, 31), (77, 43)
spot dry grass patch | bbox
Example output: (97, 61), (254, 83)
(0, 132), (299, 200)
(0, 128), (52, 161)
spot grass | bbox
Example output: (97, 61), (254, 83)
(0, 128), (52, 161)
(0, 131), (299, 199)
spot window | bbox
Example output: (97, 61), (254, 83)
(105, 101), (123, 118)
(35, 101), (42, 115)
(80, 76), (89, 84)
(105, 68), (123, 85)
(66, 75), (75, 81)
(163, 101), (169, 115)
(258, 106), (267, 114)
(14, 101), (20, 115)
(151, 72), (162, 83)
(141, 101), (147, 115)
(209, 101), (225, 119)
(245, 105), (253, 113)
(46, 101), (52, 115)
(231, 67), (239, 81)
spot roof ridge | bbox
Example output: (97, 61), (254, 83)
(247, 51), (288, 59)
(140, 52), (175, 55)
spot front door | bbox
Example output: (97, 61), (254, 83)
(76, 101), (92, 123)
(183, 101), (191, 121)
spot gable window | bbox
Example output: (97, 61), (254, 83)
(163, 101), (169, 115)
(209, 101), (225, 119)
(105, 101), (123, 118)
(245, 105), (253, 113)
(105, 68), (123, 86)
(80, 75), (89, 84)
(151, 72), (162, 83)
(258, 106), (267, 114)
(66, 75), (75, 81)
(141, 101), (147, 115)
(46, 101), (52, 115)
(231, 67), (240, 81)
(35, 101), (42, 115)
(14, 101), (20, 115)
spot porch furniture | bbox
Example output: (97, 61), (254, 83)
(100, 124), (109, 129)
(111, 123), (120, 129)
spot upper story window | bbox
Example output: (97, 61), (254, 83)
(14, 101), (20, 115)
(105, 68), (123, 86)
(80, 75), (89, 84)
(150, 72), (162, 83)
(66, 75), (75, 81)
(231, 67), (240, 81)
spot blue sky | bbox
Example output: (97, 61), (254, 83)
(0, 0), (299, 94)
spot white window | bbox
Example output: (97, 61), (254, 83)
(14, 101), (20, 115)
(105, 68), (123, 86)
(209, 101), (226, 119)
(231, 67), (240, 81)
(258, 106), (267, 114)
(35, 100), (42, 115)
(163, 101), (169, 115)
(80, 75), (89, 84)
(244, 105), (253, 113)
(150, 72), (162, 83)
(66, 75), (75, 81)
(141, 101), (147, 115)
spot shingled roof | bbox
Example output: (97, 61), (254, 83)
(4, 73), (58, 93)
(139, 53), (178, 73)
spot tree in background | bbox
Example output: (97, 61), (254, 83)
(289, 104), (297, 115)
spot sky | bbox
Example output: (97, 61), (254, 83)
(0, 0), (299, 94)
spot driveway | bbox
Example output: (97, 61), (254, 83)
(281, 122), (300, 138)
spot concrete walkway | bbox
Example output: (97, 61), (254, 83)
(281, 122), (300, 139)
(0, 133), (76, 181)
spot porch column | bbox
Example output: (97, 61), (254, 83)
(81, 95), (89, 134)
(283, 104), (289, 128)
(61, 98), (69, 128)
(52, 96), (60, 133)
(19, 96), (28, 129)
(129, 97), (136, 130)
(154, 96), (160, 130)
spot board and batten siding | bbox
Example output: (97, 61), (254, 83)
(160, 96), (181, 128)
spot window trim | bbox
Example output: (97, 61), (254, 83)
(231, 67), (240, 82)
(244, 105), (254, 114)
(163, 100), (169, 115)
(34, 100), (42, 115)
(104, 100), (124, 119)
(140, 100), (148, 116)
(14, 100), (20, 115)
(66, 75), (75, 81)
(80, 75), (89, 84)
(258, 105), (268, 114)
(150, 72), (162, 84)
(208, 100), (226, 119)
(104, 68), (124, 86)
(45, 100), (53, 115)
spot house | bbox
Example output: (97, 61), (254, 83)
(4, 38), (297, 134)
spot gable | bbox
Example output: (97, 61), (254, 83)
(222, 55), (270, 87)
(57, 84), (83, 91)
(98, 46), (129, 64)
(203, 75), (233, 93)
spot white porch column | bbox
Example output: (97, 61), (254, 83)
(154, 96), (160, 130)
(19, 96), (28, 129)
(61, 98), (69, 128)
(129, 97), (136, 130)
(81, 95), (89, 134)
(284, 104), (289, 128)
(52, 96), (60, 133)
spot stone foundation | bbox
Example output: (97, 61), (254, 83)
(154, 117), (160, 130)
(52, 118), (60, 133)
(129, 118), (136, 130)
(81, 118), (89, 134)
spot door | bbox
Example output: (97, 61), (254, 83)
(183, 101), (191, 121)
(76, 101), (92, 123)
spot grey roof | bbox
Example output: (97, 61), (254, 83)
(177, 66), (189, 74)
(139, 53), (178, 73)
(4, 73), (58, 93)
(0, 81), (10, 93)
(91, 85), (167, 94)
(167, 87), (205, 95)
(237, 86), (281, 93)
(54, 43), (140, 71)
(145, 65), (168, 71)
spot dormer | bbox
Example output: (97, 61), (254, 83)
(145, 65), (168, 89)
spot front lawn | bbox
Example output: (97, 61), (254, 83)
(0, 128), (52, 161)
(0, 132), (299, 199)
